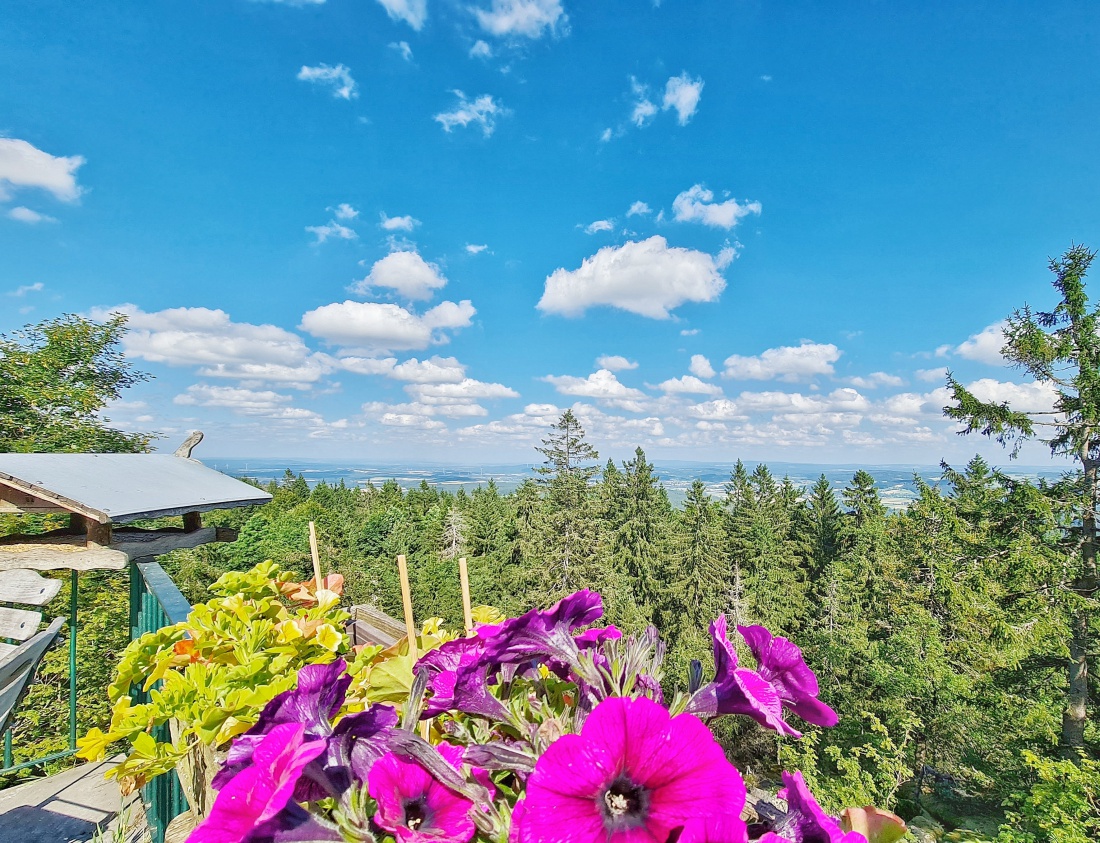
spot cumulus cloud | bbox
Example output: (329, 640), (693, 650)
(473, 0), (566, 39)
(657, 375), (722, 396)
(175, 384), (292, 413)
(469, 40), (492, 59)
(844, 372), (905, 389)
(630, 78), (658, 127)
(7, 282), (44, 297)
(542, 369), (646, 411)
(297, 63), (358, 99)
(331, 203), (359, 220)
(300, 299), (475, 351)
(672, 184), (762, 229)
(434, 91), (507, 136)
(89, 304), (333, 387)
(584, 219), (613, 234)
(465, 243), (489, 254)
(596, 355), (638, 371)
(375, 0), (427, 29)
(954, 321), (1008, 365)
(306, 220), (357, 243)
(723, 341), (841, 382)
(965, 377), (1058, 413)
(351, 250), (447, 301)
(627, 201), (651, 217)
(380, 212), (420, 231)
(389, 41), (414, 61)
(916, 366), (949, 383)
(689, 354), (716, 378)
(0, 138), (84, 203)
(7, 206), (56, 224)
(662, 72), (704, 124)
(537, 236), (727, 319)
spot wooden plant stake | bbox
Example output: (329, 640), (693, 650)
(308, 521), (324, 591)
(396, 554), (418, 660)
(458, 557), (473, 636)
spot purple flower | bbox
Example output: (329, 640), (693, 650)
(369, 742), (482, 843)
(514, 695), (747, 843)
(574, 625), (622, 649)
(416, 637), (513, 723)
(213, 659), (397, 800)
(188, 724), (326, 843)
(757, 772), (865, 843)
(686, 616), (797, 738)
(737, 626), (838, 729)
(480, 590), (604, 670)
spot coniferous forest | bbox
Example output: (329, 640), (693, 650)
(149, 410), (1096, 838)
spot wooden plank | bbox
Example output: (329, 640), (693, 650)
(85, 517), (112, 548)
(0, 569), (62, 606)
(0, 546), (128, 572)
(349, 605), (407, 647)
(114, 526), (237, 560)
(0, 606), (43, 641)
(0, 476), (105, 523)
(0, 616), (65, 736)
(0, 642), (15, 660)
(0, 486), (71, 515)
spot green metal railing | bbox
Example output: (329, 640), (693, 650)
(130, 559), (192, 843)
(1, 569), (79, 775)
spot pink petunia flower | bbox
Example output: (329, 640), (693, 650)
(187, 723), (327, 843)
(737, 626), (838, 729)
(515, 695), (748, 843)
(369, 742), (481, 843)
(757, 771), (866, 843)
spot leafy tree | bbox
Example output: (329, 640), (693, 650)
(944, 244), (1099, 758)
(0, 313), (153, 453)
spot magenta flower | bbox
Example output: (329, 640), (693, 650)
(188, 723), (326, 843)
(756, 772), (865, 843)
(369, 742), (482, 843)
(686, 616), (797, 738)
(417, 637), (511, 723)
(737, 626), (838, 729)
(479, 590), (604, 669)
(514, 695), (747, 843)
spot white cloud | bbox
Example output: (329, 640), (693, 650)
(7, 206), (57, 224)
(537, 235), (727, 319)
(662, 72), (704, 124)
(306, 220), (357, 243)
(297, 63), (358, 100)
(465, 243), (489, 254)
(0, 138), (84, 202)
(844, 372), (905, 389)
(300, 299), (475, 351)
(380, 212), (420, 231)
(375, 0), (427, 30)
(410, 378), (518, 402)
(672, 184), (762, 229)
(473, 0), (566, 39)
(689, 354), (716, 378)
(175, 384), (292, 413)
(379, 413), (446, 430)
(469, 40), (493, 59)
(542, 369), (646, 411)
(630, 78), (658, 127)
(680, 328), (700, 337)
(337, 356), (400, 377)
(723, 341), (841, 382)
(626, 201), (651, 217)
(657, 375), (722, 396)
(434, 91), (507, 136)
(90, 304), (333, 387)
(332, 203), (359, 220)
(955, 321), (1008, 365)
(965, 378), (1058, 413)
(585, 219), (613, 234)
(916, 367), (949, 383)
(599, 128), (613, 143)
(596, 355), (637, 371)
(351, 250), (447, 301)
(7, 282), (44, 297)
(389, 41), (413, 61)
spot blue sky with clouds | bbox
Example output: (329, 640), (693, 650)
(2, 1), (1099, 465)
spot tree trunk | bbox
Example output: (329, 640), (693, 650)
(1062, 454), (1098, 759)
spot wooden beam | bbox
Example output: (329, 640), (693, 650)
(0, 474), (106, 523)
(0, 483), (72, 516)
(182, 511), (202, 532)
(84, 517), (112, 548)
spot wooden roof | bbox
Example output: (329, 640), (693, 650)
(0, 453), (272, 524)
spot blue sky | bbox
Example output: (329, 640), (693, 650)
(2, 1), (1099, 466)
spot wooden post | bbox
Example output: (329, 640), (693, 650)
(396, 554), (417, 660)
(308, 521), (323, 588)
(84, 516), (111, 548)
(68, 513), (86, 535)
(183, 511), (202, 533)
(458, 557), (473, 636)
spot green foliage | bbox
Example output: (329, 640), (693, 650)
(0, 313), (153, 453)
(997, 752), (1100, 843)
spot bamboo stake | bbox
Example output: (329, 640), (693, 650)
(308, 521), (323, 588)
(458, 557), (473, 636)
(396, 554), (418, 660)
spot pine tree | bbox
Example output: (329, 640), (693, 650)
(535, 409), (599, 481)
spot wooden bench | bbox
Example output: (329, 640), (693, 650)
(0, 569), (65, 737)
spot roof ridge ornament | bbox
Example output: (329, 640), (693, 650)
(173, 430), (204, 460)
